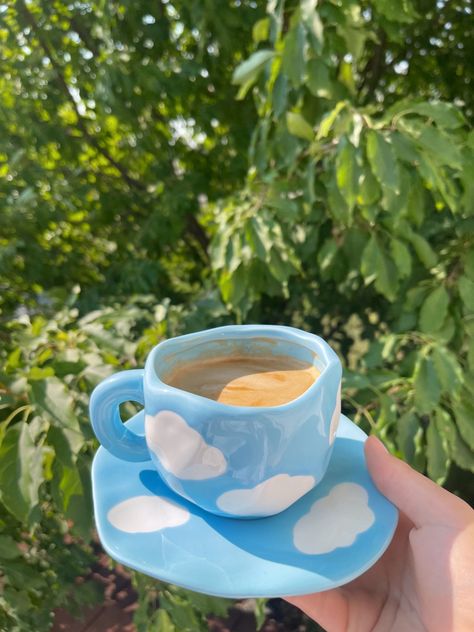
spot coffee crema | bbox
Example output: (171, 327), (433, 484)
(163, 354), (319, 407)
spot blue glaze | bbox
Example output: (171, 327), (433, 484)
(89, 325), (342, 517)
(92, 413), (398, 598)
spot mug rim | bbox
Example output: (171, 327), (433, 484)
(144, 324), (341, 414)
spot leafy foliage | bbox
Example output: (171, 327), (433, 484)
(1, 0), (473, 630)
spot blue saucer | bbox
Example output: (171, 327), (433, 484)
(92, 413), (398, 598)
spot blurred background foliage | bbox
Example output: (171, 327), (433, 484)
(0, 0), (473, 630)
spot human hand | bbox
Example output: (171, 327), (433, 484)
(286, 435), (474, 632)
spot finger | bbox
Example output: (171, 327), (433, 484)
(365, 435), (471, 528)
(286, 590), (348, 632)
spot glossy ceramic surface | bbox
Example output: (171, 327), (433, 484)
(92, 413), (398, 598)
(90, 325), (342, 517)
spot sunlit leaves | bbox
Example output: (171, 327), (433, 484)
(210, 199), (300, 314)
(286, 112), (313, 141)
(317, 101), (346, 139)
(232, 49), (275, 98)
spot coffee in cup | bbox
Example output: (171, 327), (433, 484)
(162, 354), (320, 407)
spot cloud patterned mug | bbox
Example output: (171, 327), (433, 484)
(89, 325), (342, 518)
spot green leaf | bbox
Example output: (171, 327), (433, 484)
(361, 235), (398, 300)
(282, 23), (306, 87)
(28, 366), (55, 380)
(419, 286), (449, 333)
(360, 235), (379, 284)
(30, 378), (84, 453)
(0, 424), (43, 523)
(407, 233), (438, 269)
(404, 101), (466, 129)
(459, 275), (474, 311)
(434, 408), (456, 450)
(5, 348), (22, 372)
(307, 59), (332, 98)
(464, 251), (474, 280)
(343, 370), (371, 390)
(417, 153), (458, 210)
(272, 73), (288, 116)
(376, 0), (418, 23)
(232, 50), (275, 85)
(160, 591), (201, 631)
(156, 609), (176, 632)
(433, 315), (456, 344)
(336, 138), (358, 211)
(341, 26), (366, 61)
(245, 219), (267, 261)
(0, 535), (21, 560)
(252, 18), (270, 43)
(301, 0), (324, 52)
(405, 178), (425, 226)
(366, 130), (399, 193)
(51, 461), (83, 513)
(317, 239), (338, 271)
(286, 112), (313, 141)
(317, 101), (346, 139)
(63, 455), (93, 538)
(426, 418), (450, 484)
(47, 426), (75, 467)
(327, 177), (351, 224)
(357, 167), (380, 206)
(219, 265), (247, 307)
(391, 131), (420, 164)
(390, 238), (412, 279)
(397, 411), (425, 471)
(451, 427), (474, 473)
(413, 355), (441, 414)
(268, 248), (293, 283)
(254, 598), (267, 629)
(416, 126), (463, 170)
(453, 397), (474, 451)
(468, 337), (474, 371)
(336, 60), (354, 95)
(431, 346), (463, 394)
(179, 589), (231, 619)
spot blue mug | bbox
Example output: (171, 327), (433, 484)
(90, 325), (342, 518)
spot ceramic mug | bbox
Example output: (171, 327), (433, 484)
(89, 325), (342, 518)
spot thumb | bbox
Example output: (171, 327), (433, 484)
(365, 435), (469, 528)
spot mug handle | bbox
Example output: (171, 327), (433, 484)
(89, 369), (149, 462)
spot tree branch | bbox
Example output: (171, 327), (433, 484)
(17, 0), (145, 191)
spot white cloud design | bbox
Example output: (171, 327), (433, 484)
(216, 473), (315, 517)
(107, 495), (190, 533)
(145, 410), (227, 480)
(293, 482), (375, 555)
(329, 382), (341, 445)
